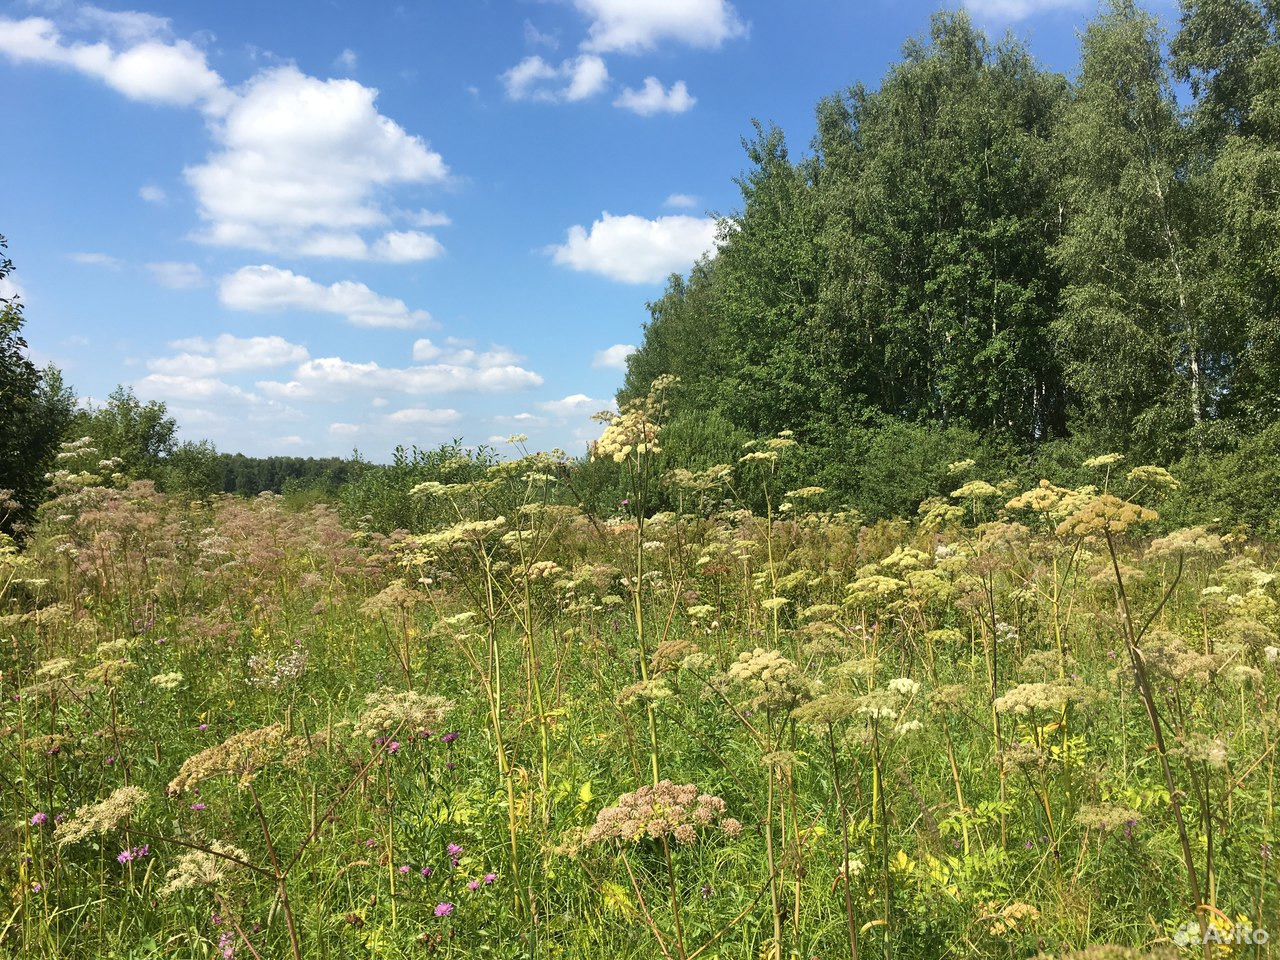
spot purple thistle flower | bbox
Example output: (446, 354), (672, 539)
(398, 865), (411, 875)
(421, 866), (434, 878)
(442, 732), (459, 745)
(467, 880), (481, 891)
(434, 902), (455, 918)
(483, 873), (497, 885)
(30, 812), (48, 827)
(191, 803), (207, 812)
(117, 845), (150, 864)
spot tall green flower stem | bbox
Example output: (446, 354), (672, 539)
(1104, 532), (1202, 913)
(510, 530), (553, 825)
(764, 760), (784, 960)
(247, 783), (302, 960)
(421, 527), (531, 923)
(977, 606), (1009, 850)
(478, 587), (531, 921)
(827, 725), (860, 960)
(736, 440), (808, 942)
(592, 376), (676, 787)
(660, 837), (688, 960)
(870, 720), (893, 960)
(625, 450), (661, 787)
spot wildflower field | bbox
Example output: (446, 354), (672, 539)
(7, 0), (1280, 954)
(3, 380), (1277, 960)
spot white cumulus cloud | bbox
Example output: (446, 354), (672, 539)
(412, 338), (522, 367)
(220, 265), (432, 329)
(495, 411), (544, 425)
(593, 343), (636, 370)
(0, 11), (449, 263)
(539, 393), (601, 416)
(187, 66), (449, 260)
(134, 373), (258, 404)
(549, 212), (718, 284)
(503, 54), (609, 103)
(0, 14), (228, 110)
(258, 346), (543, 400)
(963, 0), (1086, 19)
(370, 230), (444, 263)
(574, 0), (746, 53)
(614, 77), (695, 115)
(148, 334), (308, 377)
(385, 407), (462, 425)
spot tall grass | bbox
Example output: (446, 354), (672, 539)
(2, 412), (1277, 959)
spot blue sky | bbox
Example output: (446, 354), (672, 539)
(0, 0), (1168, 458)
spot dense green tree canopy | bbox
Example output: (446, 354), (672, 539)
(622, 2), (1280, 503)
(72, 386), (178, 477)
(0, 236), (76, 535)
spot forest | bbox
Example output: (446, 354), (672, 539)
(621, 0), (1280, 527)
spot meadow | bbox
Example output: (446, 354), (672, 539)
(3, 379), (1277, 960)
